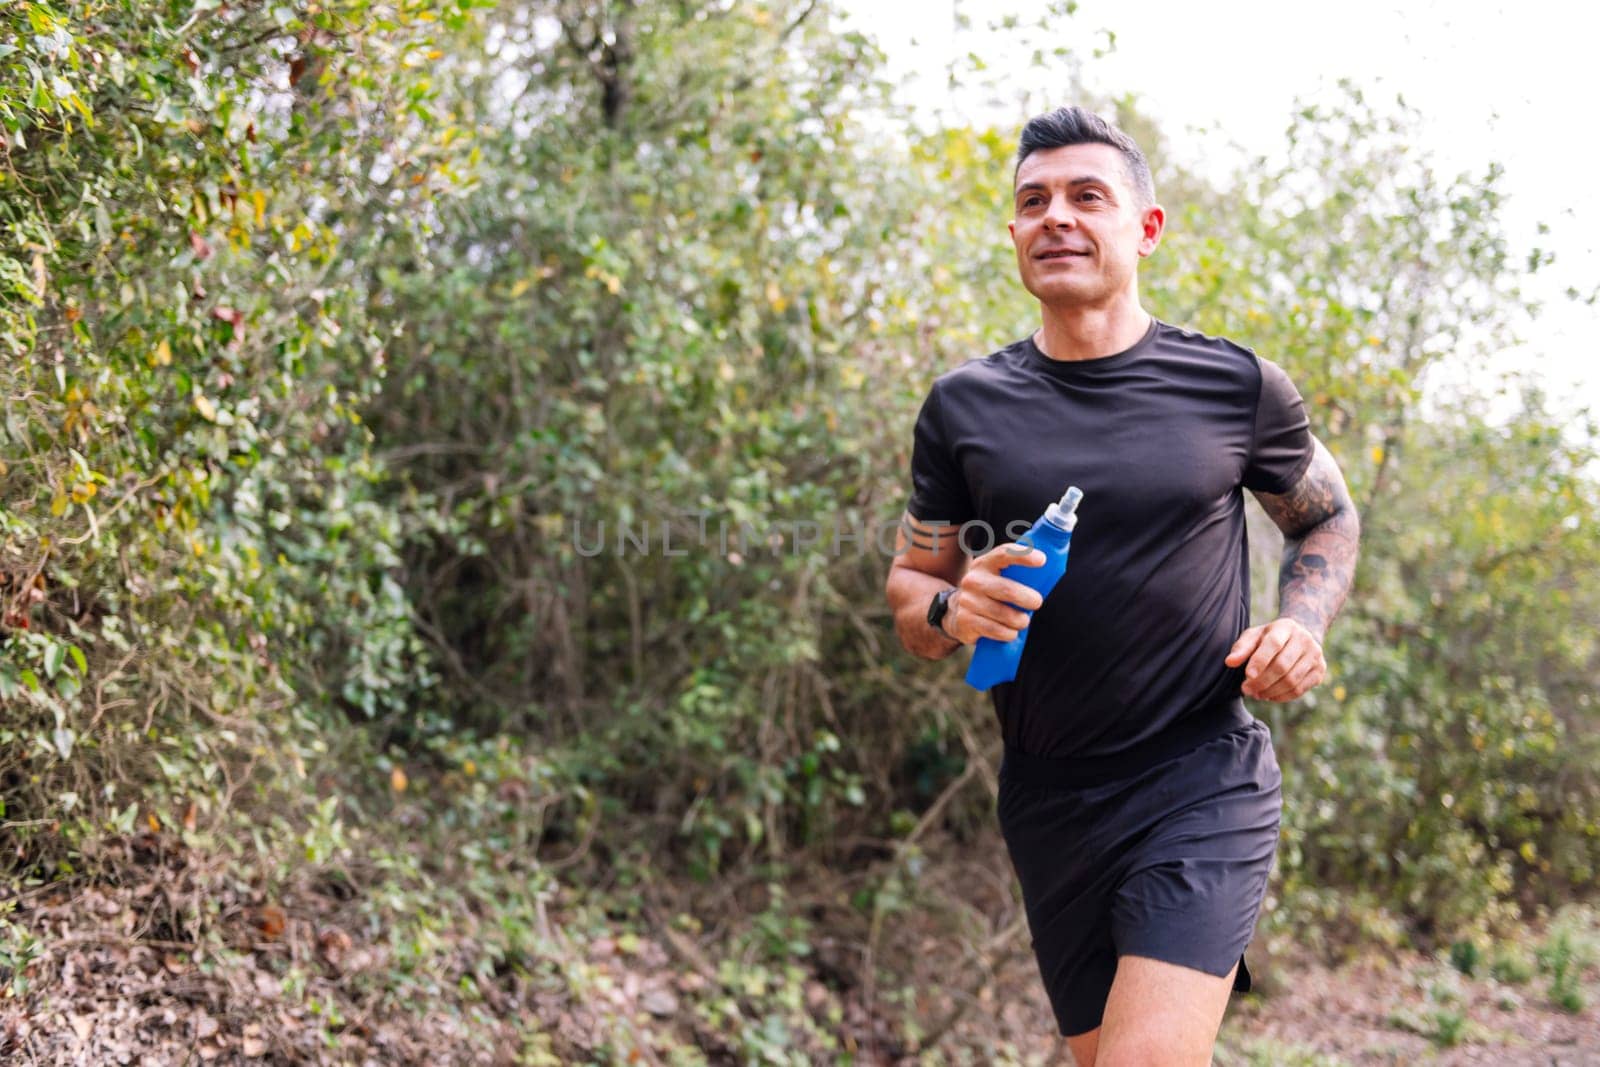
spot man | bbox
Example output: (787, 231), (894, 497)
(884, 107), (1360, 1065)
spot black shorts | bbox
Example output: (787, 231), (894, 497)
(996, 702), (1282, 1038)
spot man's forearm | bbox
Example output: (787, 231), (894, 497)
(887, 567), (963, 661)
(1277, 510), (1360, 643)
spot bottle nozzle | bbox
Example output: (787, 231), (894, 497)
(1045, 485), (1083, 530)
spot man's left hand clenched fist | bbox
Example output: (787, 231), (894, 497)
(1225, 617), (1326, 701)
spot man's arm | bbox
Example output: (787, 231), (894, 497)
(1226, 436), (1361, 701)
(885, 513), (1045, 660)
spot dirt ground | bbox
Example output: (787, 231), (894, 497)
(1, 827), (1595, 1064)
(1218, 947), (1600, 1067)
(887, 921), (1600, 1066)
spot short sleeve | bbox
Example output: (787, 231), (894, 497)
(1243, 357), (1315, 494)
(906, 381), (976, 524)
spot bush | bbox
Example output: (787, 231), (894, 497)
(1, 0), (480, 872)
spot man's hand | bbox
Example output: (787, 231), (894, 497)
(942, 542), (1046, 646)
(1225, 617), (1326, 701)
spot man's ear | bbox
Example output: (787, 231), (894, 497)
(1138, 203), (1166, 257)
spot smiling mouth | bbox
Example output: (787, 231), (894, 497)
(1036, 249), (1090, 260)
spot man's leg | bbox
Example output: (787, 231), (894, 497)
(1088, 955), (1237, 1067)
(1063, 1027), (1098, 1066)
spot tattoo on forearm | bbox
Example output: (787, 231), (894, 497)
(1278, 531), (1356, 641)
(1255, 441), (1361, 643)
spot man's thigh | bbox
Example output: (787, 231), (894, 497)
(1088, 954), (1238, 1067)
(1063, 1027), (1098, 1067)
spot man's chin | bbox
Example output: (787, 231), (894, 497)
(1024, 277), (1103, 306)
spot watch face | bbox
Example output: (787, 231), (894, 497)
(928, 589), (952, 627)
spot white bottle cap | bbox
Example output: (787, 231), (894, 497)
(1044, 485), (1083, 531)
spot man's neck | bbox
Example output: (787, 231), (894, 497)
(1033, 297), (1152, 363)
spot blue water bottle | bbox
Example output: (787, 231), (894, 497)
(965, 486), (1082, 692)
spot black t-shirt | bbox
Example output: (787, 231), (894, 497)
(907, 316), (1315, 759)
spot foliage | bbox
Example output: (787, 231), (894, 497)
(364, 0), (973, 879)
(0, 0), (480, 869)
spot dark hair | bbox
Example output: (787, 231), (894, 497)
(1015, 106), (1155, 207)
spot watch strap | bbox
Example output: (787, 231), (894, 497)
(928, 587), (957, 637)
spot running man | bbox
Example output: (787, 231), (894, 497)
(884, 106), (1360, 1065)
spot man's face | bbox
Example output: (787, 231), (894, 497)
(1008, 143), (1164, 309)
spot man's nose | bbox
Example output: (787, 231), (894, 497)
(1042, 194), (1076, 229)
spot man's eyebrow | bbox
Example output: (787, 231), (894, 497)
(1014, 175), (1113, 198)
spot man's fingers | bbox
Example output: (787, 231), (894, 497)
(1225, 626), (1263, 667)
(995, 578), (1044, 612)
(971, 597), (1032, 633)
(1240, 621), (1309, 695)
(1244, 642), (1307, 697)
(966, 581), (1035, 629)
(948, 589), (1029, 642)
(1245, 628), (1327, 699)
(967, 570), (1043, 612)
(979, 619), (1023, 642)
(960, 606), (1022, 643)
(1234, 619), (1327, 700)
(951, 544), (1046, 643)
(977, 543), (1045, 571)
(1243, 626), (1293, 684)
(1254, 653), (1326, 701)
(999, 541), (1047, 564)
(1249, 648), (1310, 699)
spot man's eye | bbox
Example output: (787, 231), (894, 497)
(1080, 191), (1103, 201)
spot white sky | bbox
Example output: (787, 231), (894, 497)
(840, 0), (1600, 422)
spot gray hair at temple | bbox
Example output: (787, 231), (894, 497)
(1015, 106), (1156, 208)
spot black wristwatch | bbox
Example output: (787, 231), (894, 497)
(927, 587), (958, 638)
